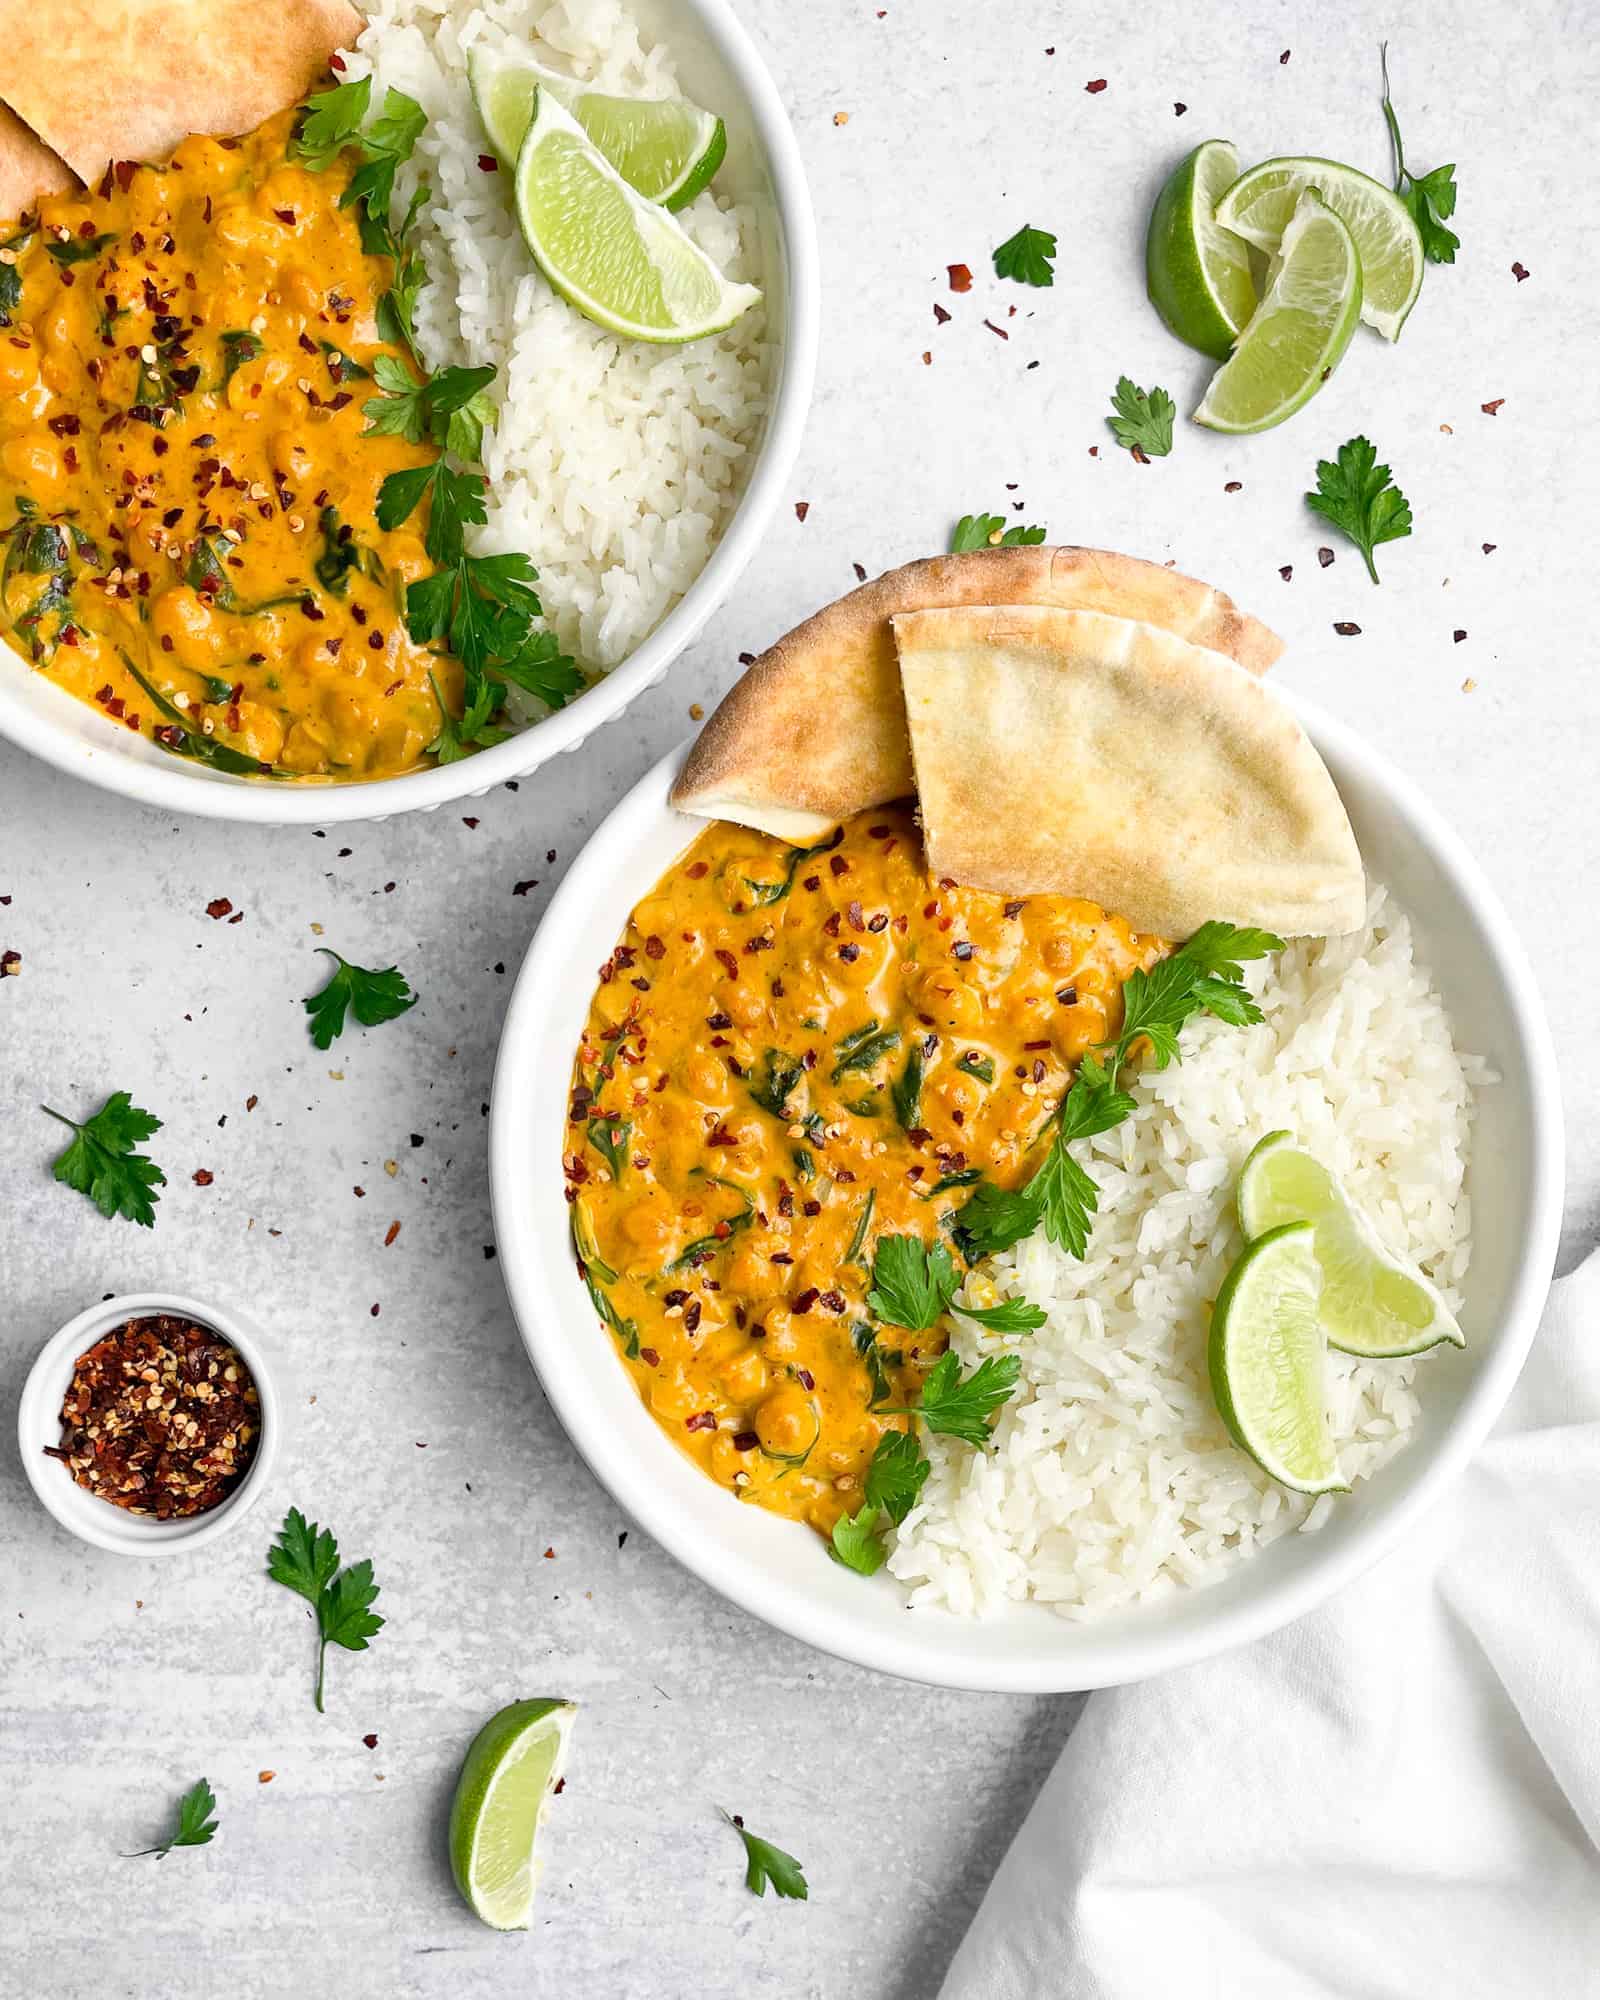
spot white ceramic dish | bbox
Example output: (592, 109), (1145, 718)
(18, 1292), (283, 1555)
(0, 0), (817, 824)
(490, 702), (1564, 1691)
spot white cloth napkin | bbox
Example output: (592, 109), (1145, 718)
(941, 1252), (1600, 2000)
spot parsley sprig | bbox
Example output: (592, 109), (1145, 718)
(722, 1811), (808, 1900)
(43, 1092), (165, 1227)
(1305, 436), (1412, 585)
(1380, 45), (1458, 266)
(956, 923), (1281, 1262)
(267, 1508), (385, 1713)
(127, 1778), (218, 1859)
(866, 1235), (1045, 1336)
(1107, 376), (1175, 458)
(951, 513), (1047, 553)
(302, 950), (418, 1049)
(993, 222), (1056, 287)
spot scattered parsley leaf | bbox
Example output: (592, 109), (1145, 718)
(828, 1502), (886, 1575)
(302, 950), (418, 1050)
(1380, 44), (1459, 266)
(721, 1811), (809, 1900)
(953, 1296), (1048, 1333)
(951, 512), (1048, 552)
(1305, 436), (1412, 585)
(907, 1349), (1021, 1447)
(293, 75), (374, 169)
(128, 1777), (218, 1859)
(867, 1235), (959, 1331)
(1107, 376), (1175, 458)
(267, 1508), (385, 1712)
(45, 231), (115, 267)
(863, 1429), (929, 1525)
(42, 1092), (165, 1227)
(362, 358), (497, 453)
(993, 222), (1057, 287)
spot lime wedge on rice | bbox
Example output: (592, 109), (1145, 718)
(470, 45), (726, 209)
(1145, 139), (1257, 360)
(448, 1698), (577, 1931)
(1237, 1130), (1465, 1358)
(1193, 188), (1361, 434)
(1215, 155), (1424, 341)
(1209, 1222), (1345, 1495)
(513, 90), (759, 344)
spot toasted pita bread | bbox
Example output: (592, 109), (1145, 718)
(0, 105), (75, 221)
(671, 546), (1282, 840)
(894, 604), (1364, 939)
(1, 0), (362, 184)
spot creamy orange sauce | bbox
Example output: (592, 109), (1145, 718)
(567, 804), (1165, 1537)
(0, 108), (458, 779)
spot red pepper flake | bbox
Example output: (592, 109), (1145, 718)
(684, 1299), (702, 1335)
(513, 879), (539, 896)
(838, 942), (860, 963)
(1481, 398), (1505, 415)
(947, 263), (972, 292)
(478, 154), (499, 172)
(362, 1733), (378, 1749)
(732, 1430), (759, 1452)
(1279, 48), (1291, 62)
(794, 500), (810, 522)
(983, 318), (1009, 339)
(1317, 546), (1335, 568)
(644, 934), (665, 959)
(829, 854), (849, 877)
(1511, 262), (1529, 282)
(1085, 77), (1108, 92)
(204, 896), (233, 920)
(685, 1411), (716, 1432)
(192, 1169), (214, 1186)
(0, 949), (20, 978)
(640, 1347), (660, 1368)
(952, 939), (974, 961)
(1224, 481), (1242, 493)
(933, 302), (951, 325)
(714, 947), (739, 981)
(384, 1220), (401, 1246)
(1482, 543), (1497, 555)
(707, 1123), (738, 1147)
(685, 860), (709, 880)
(796, 1368), (816, 1391)
(1174, 101), (1188, 115)
(1453, 629), (1467, 643)
(852, 561), (867, 582)
(1333, 622), (1362, 636)
(1279, 564), (1293, 580)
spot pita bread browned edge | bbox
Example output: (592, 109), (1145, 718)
(671, 545), (1284, 827)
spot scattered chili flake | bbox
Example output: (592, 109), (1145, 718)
(205, 896), (233, 920)
(933, 302), (951, 325)
(685, 1411), (716, 1433)
(1481, 398), (1505, 415)
(1453, 629), (1467, 643)
(1224, 481), (1242, 493)
(513, 879), (539, 895)
(1085, 77), (1108, 92)
(43, 1313), (260, 1518)
(852, 561), (867, 582)
(732, 1430), (759, 1452)
(384, 1220), (401, 1246)
(1482, 543), (1496, 555)
(1333, 622), (1362, 636)
(363, 1733), (378, 1750)
(983, 318), (1009, 339)
(1317, 546), (1335, 568)
(1174, 102), (1188, 115)
(0, 949), (20, 978)
(478, 153), (499, 172)
(1279, 564), (1293, 580)
(639, 1347), (660, 1368)
(794, 501), (810, 522)
(947, 263), (972, 292)
(1279, 48), (1291, 62)
(192, 1169), (214, 1187)
(1511, 262), (1529, 282)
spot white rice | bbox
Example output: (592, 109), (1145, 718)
(886, 888), (1492, 1620)
(342, 0), (771, 674)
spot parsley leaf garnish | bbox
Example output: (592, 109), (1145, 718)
(267, 1507), (384, 1712)
(955, 1296), (1048, 1333)
(302, 950), (418, 1049)
(128, 1777), (218, 1859)
(42, 1092), (165, 1227)
(363, 356), (497, 460)
(294, 75), (375, 168)
(1380, 44), (1458, 265)
(863, 1429), (929, 1525)
(951, 512), (1048, 552)
(867, 1234), (960, 1330)
(897, 1348), (1022, 1447)
(1305, 436), (1413, 585)
(993, 222), (1056, 287)
(828, 1502), (886, 1574)
(957, 925), (1280, 1262)
(721, 1811), (809, 1900)
(1107, 376), (1175, 458)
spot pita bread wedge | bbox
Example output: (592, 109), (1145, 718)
(672, 545), (1282, 841)
(1, 0), (362, 185)
(0, 105), (75, 222)
(894, 604), (1364, 940)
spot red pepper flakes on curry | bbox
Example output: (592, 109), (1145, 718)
(0, 108), (454, 779)
(566, 802), (1164, 1538)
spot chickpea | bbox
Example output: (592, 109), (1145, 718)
(0, 339), (39, 399)
(280, 268), (322, 313)
(229, 701), (285, 764)
(720, 1348), (768, 1403)
(617, 1197), (674, 1254)
(211, 198), (271, 254)
(683, 1052), (730, 1103)
(934, 1070), (982, 1120)
(0, 433), (64, 497)
(269, 430), (316, 484)
(648, 1371), (700, 1422)
(724, 985), (766, 1029)
(754, 1382), (818, 1459)
(148, 587), (225, 669)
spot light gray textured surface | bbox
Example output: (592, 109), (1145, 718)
(2, 3), (1596, 1995)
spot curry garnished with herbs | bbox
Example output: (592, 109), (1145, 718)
(567, 803), (1165, 1538)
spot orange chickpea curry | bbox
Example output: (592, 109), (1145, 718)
(567, 803), (1165, 1540)
(0, 108), (457, 779)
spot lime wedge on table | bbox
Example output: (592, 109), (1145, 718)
(1145, 139), (1257, 360)
(1193, 189), (1360, 435)
(513, 91), (759, 344)
(1237, 1130), (1465, 1358)
(470, 45), (727, 209)
(1209, 1223), (1345, 1495)
(448, 1698), (577, 1931)
(1216, 156), (1424, 341)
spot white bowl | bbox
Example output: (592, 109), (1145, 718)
(489, 700), (1564, 1690)
(0, 0), (817, 824)
(18, 1292), (284, 1555)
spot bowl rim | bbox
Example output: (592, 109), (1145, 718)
(17, 1290), (284, 1555)
(489, 693), (1565, 1690)
(0, 0), (819, 825)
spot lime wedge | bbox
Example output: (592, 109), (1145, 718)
(1145, 139), (1257, 360)
(1209, 1223), (1346, 1495)
(513, 91), (760, 344)
(1193, 189), (1360, 435)
(1216, 155), (1423, 341)
(1237, 1131), (1465, 1358)
(470, 46), (726, 209)
(448, 1698), (577, 1931)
